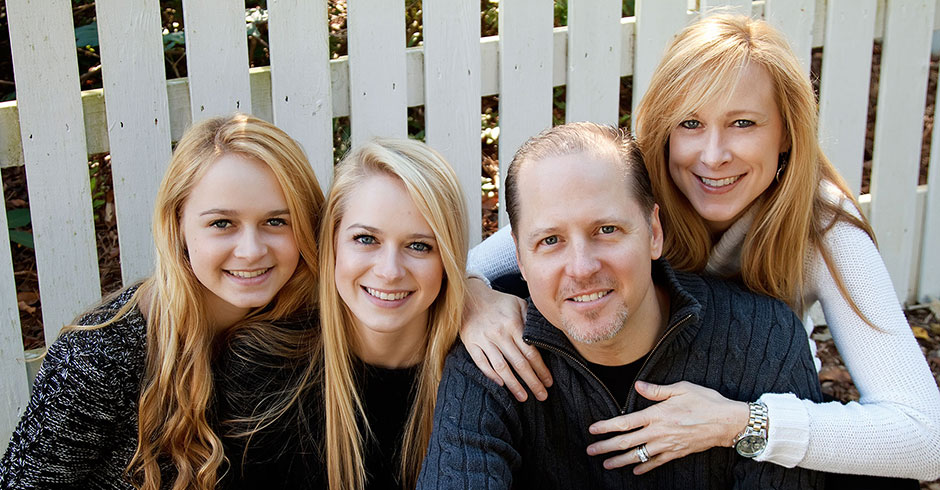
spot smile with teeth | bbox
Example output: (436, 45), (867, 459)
(365, 287), (411, 301)
(699, 174), (741, 187)
(227, 268), (271, 279)
(570, 290), (611, 303)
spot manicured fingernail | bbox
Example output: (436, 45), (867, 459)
(635, 380), (648, 389)
(535, 391), (547, 401)
(587, 446), (596, 455)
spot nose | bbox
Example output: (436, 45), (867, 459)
(699, 128), (731, 169)
(564, 239), (601, 280)
(233, 228), (267, 261)
(374, 246), (405, 281)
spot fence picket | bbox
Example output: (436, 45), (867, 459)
(764, 0), (816, 72)
(347, 0), (407, 144)
(497, 0), (554, 227)
(96, 0), (172, 285)
(268, 0), (334, 186)
(633, 0), (688, 118)
(6, 0), (101, 344)
(565, 0), (622, 126)
(700, 0), (752, 16)
(0, 180), (27, 454)
(921, 95), (940, 302)
(423, 0), (482, 245)
(869, 0), (935, 302)
(182, 0), (252, 121)
(818, 0), (876, 195)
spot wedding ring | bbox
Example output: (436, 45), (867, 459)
(635, 443), (650, 463)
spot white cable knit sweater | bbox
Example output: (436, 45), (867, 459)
(466, 192), (940, 480)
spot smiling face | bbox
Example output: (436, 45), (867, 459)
(180, 153), (300, 329)
(333, 173), (444, 358)
(513, 152), (664, 361)
(667, 63), (788, 234)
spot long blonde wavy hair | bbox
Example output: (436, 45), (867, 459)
(318, 139), (468, 490)
(69, 113), (324, 490)
(635, 13), (874, 315)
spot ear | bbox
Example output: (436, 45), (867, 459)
(512, 231), (528, 282)
(649, 204), (664, 260)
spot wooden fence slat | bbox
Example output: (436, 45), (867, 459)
(818, 0), (876, 195)
(565, 0), (622, 126)
(268, 0), (334, 186)
(764, 0), (816, 72)
(423, 0), (482, 245)
(700, 0), (752, 16)
(0, 175), (27, 454)
(347, 0), (407, 144)
(869, 0), (935, 303)
(96, 0), (172, 285)
(919, 55), (940, 302)
(497, 0), (554, 227)
(6, 0), (101, 343)
(632, 0), (688, 118)
(182, 0), (252, 120)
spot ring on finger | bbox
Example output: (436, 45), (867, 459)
(635, 444), (650, 463)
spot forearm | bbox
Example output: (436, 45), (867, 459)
(466, 226), (519, 283)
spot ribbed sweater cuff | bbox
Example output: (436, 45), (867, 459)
(754, 393), (810, 467)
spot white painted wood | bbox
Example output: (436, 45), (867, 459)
(818, 0), (876, 195)
(764, 0), (816, 72)
(7, 0), (101, 343)
(497, 0), (554, 227)
(633, 0), (689, 118)
(0, 174), (28, 454)
(347, 0), (407, 144)
(918, 74), (940, 301)
(566, 0), (622, 126)
(182, 0), (252, 120)
(869, 0), (935, 303)
(268, 0), (334, 186)
(423, 0), (482, 245)
(700, 0), (753, 16)
(96, 0), (172, 285)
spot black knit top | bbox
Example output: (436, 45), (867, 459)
(0, 286), (174, 489)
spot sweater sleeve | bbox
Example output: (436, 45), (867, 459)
(466, 225), (520, 283)
(756, 218), (940, 480)
(0, 330), (130, 488)
(417, 345), (521, 489)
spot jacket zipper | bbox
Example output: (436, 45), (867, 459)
(524, 312), (694, 416)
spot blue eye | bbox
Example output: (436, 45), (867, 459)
(679, 119), (701, 129)
(541, 235), (558, 246)
(733, 119), (755, 128)
(266, 217), (288, 226)
(599, 225), (616, 234)
(408, 242), (432, 253)
(209, 219), (231, 229)
(354, 234), (377, 245)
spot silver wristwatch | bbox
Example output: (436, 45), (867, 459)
(733, 401), (768, 458)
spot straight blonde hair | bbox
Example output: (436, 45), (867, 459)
(318, 139), (468, 490)
(635, 13), (874, 315)
(66, 113), (323, 490)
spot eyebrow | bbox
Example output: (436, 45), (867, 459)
(346, 223), (436, 241)
(199, 208), (290, 217)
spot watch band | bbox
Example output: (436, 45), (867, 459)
(733, 401), (768, 457)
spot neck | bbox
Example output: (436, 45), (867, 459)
(572, 283), (670, 366)
(353, 318), (427, 369)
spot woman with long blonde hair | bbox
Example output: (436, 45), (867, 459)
(458, 12), (940, 486)
(0, 113), (324, 490)
(219, 138), (467, 489)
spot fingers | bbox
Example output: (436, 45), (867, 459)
(634, 380), (690, 402)
(479, 342), (529, 402)
(586, 426), (650, 457)
(465, 344), (503, 387)
(589, 411), (648, 436)
(501, 338), (549, 401)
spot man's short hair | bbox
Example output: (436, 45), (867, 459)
(504, 122), (655, 232)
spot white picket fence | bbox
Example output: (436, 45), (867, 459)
(0, 0), (938, 454)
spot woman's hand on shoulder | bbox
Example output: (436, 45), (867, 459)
(460, 277), (552, 402)
(586, 381), (749, 473)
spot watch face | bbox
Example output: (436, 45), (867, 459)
(735, 435), (767, 458)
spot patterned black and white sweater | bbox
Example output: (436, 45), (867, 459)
(0, 286), (169, 489)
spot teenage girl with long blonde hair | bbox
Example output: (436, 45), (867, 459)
(219, 138), (467, 489)
(0, 113), (324, 490)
